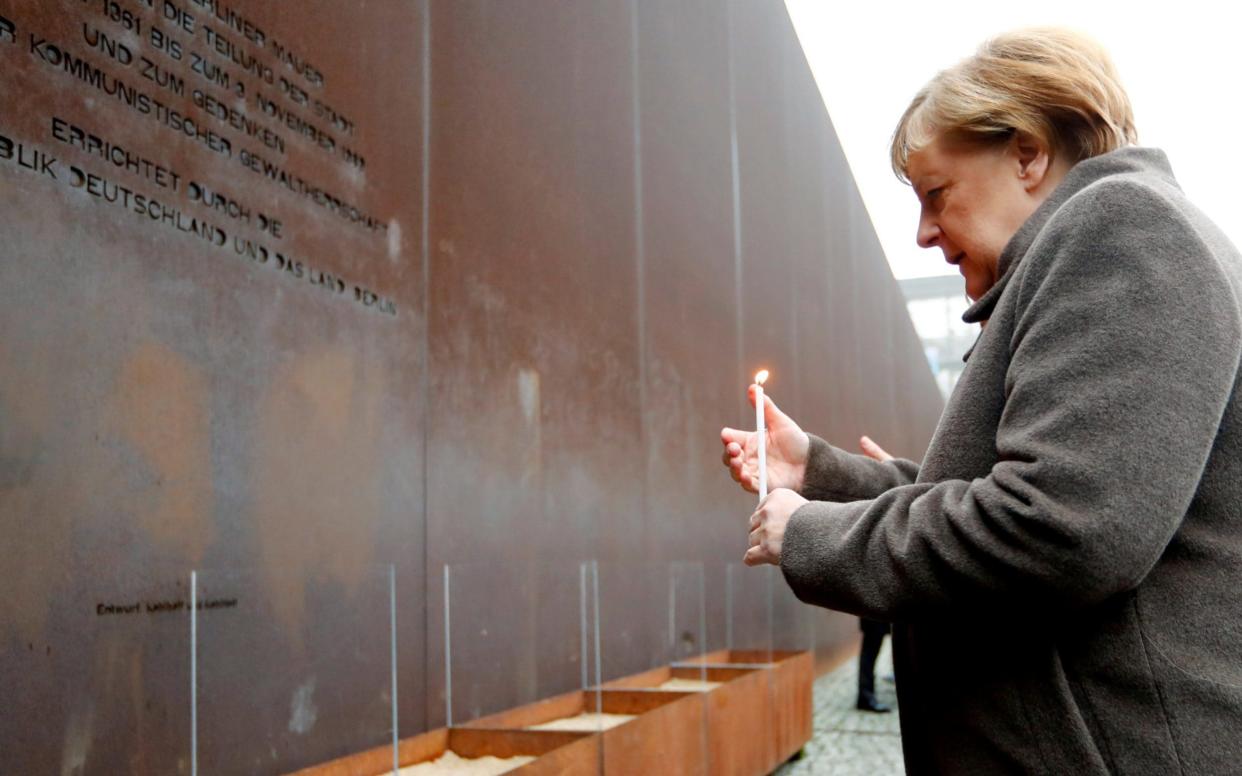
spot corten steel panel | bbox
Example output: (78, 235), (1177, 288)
(0, 0), (428, 773)
(424, 0), (645, 727)
(777, 16), (835, 441)
(633, 0), (746, 565)
(731, 0), (800, 415)
(425, 0), (642, 567)
(817, 132), (867, 447)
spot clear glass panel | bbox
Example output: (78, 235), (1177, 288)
(193, 564), (397, 775)
(724, 562), (775, 664)
(443, 560), (602, 773)
(593, 561), (661, 685)
(594, 561), (708, 681)
(721, 562), (781, 772)
(668, 562), (708, 668)
(595, 561), (708, 775)
(444, 560), (598, 720)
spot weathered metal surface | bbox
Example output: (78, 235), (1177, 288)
(0, 1), (428, 772)
(0, 0), (943, 772)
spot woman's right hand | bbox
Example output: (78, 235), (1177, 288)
(720, 385), (810, 495)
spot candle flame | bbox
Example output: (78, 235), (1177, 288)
(755, 370), (769, 385)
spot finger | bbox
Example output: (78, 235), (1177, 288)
(729, 458), (747, 485)
(726, 446), (748, 473)
(749, 526), (761, 548)
(749, 510), (760, 531)
(721, 427), (748, 447)
(859, 435), (894, 462)
(733, 463), (757, 493)
(743, 546), (766, 566)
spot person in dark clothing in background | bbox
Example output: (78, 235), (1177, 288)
(857, 618), (891, 712)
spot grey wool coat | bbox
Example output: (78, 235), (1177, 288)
(780, 147), (1242, 775)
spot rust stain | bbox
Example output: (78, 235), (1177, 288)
(252, 348), (386, 636)
(106, 342), (215, 565)
(0, 341), (71, 642)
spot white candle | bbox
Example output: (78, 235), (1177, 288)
(755, 370), (769, 501)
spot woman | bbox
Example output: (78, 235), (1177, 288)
(721, 28), (1242, 774)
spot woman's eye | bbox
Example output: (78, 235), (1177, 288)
(927, 187), (943, 201)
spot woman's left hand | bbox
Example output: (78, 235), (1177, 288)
(745, 488), (808, 566)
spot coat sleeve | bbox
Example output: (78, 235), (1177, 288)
(781, 180), (1242, 621)
(800, 434), (920, 502)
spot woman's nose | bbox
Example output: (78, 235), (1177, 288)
(916, 215), (939, 249)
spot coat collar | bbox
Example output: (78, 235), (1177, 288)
(960, 147), (1177, 329)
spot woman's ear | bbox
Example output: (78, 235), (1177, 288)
(1011, 132), (1052, 192)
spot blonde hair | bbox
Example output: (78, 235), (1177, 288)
(890, 28), (1138, 182)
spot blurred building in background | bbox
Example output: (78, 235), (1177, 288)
(899, 275), (975, 399)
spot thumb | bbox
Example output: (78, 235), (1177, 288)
(859, 435), (894, 462)
(764, 392), (791, 429)
(750, 384), (792, 429)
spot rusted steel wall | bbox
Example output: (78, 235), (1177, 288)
(0, 0), (942, 772)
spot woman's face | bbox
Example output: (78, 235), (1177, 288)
(906, 134), (1059, 301)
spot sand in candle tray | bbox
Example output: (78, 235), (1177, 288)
(526, 712), (635, 732)
(657, 678), (722, 692)
(394, 750), (535, 775)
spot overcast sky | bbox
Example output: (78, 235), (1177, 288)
(785, 0), (1241, 280)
